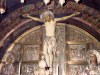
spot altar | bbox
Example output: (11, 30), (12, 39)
(0, 24), (100, 75)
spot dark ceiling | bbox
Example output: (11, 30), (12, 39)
(83, 0), (100, 10)
(0, 0), (100, 22)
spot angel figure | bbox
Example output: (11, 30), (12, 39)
(23, 11), (80, 73)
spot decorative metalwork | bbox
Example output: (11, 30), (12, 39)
(1, 24), (100, 75)
(13, 63), (19, 75)
(23, 45), (40, 61)
(54, 25), (66, 75)
(68, 28), (93, 42)
(1, 51), (16, 75)
(21, 63), (38, 75)
(20, 29), (42, 44)
(69, 65), (85, 75)
(56, 25), (65, 52)
(1, 64), (15, 75)
(12, 44), (21, 61)
(69, 44), (86, 61)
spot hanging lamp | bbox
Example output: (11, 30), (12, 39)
(20, 0), (25, 3)
(59, 0), (65, 6)
(43, 0), (50, 5)
(0, 0), (6, 14)
(74, 0), (80, 3)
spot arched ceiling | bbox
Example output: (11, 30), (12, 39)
(0, 0), (100, 47)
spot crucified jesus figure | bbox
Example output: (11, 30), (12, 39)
(23, 11), (80, 73)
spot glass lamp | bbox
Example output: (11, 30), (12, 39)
(0, 5), (5, 14)
(59, 0), (65, 6)
(74, 0), (80, 3)
(20, 0), (25, 3)
(43, 0), (50, 5)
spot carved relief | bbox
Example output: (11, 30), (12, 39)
(12, 44), (21, 61)
(19, 29), (42, 44)
(21, 63), (38, 75)
(69, 65), (85, 75)
(56, 25), (65, 52)
(68, 28), (93, 42)
(55, 25), (66, 75)
(1, 24), (100, 75)
(13, 63), (19, 75)
(69, 44), (86, 61)
(23, 45), (40, 61)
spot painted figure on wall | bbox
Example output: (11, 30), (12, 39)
(23, 11), (80, 73)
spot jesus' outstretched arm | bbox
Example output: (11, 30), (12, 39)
(55, 12), (80, 22)
(22, 14), (41, 22)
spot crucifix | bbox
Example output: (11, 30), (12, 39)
(23, 11), (80, 74)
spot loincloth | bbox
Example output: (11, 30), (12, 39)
(43, 36), (56, 53)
